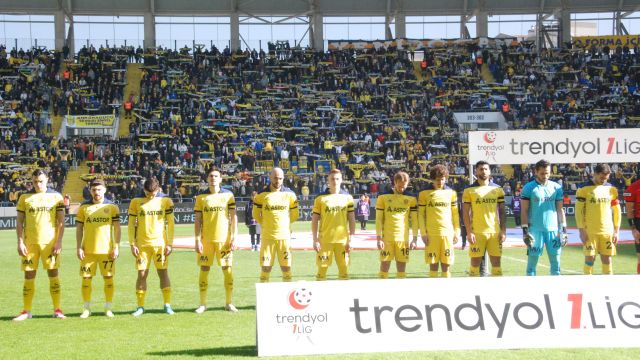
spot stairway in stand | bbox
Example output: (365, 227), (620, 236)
(118, 63), (143, 137)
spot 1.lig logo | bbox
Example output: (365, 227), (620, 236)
(289, 288), (313, 310)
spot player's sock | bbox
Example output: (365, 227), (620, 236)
(440, 271), (451, 278)
(429, 270), (439, 278)
(469, 266), (480, 277)
(198, 270), (209, 305)
(378, 271), (389, 279)
(161, 287), (171, 304)
(81, 277), (92, 303)
(396, 272), (406, 279)
(49, 276), (61, 309)
(549, 255), (561, 276)
(316, 267), (328, 281)
(584, 261), (594, 275)
(23, 279), (35, 312)
(259, 271), (270, 283)
(491, 267), (502, 276)
(136, 290), (146, 307)
(222, 267), (233, 305)
(637, 263), (640, 274)
(602, 263), (612, 275)
(282, 271), (292, 282)
(104, 277), (114, 303)
(526, 256), (539, 276)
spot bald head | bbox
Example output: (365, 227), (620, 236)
(270, 167), (284, 191)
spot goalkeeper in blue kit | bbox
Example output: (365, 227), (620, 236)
(520, 160), (568, 275)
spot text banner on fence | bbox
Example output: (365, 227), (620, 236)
(468, 129), (640, 165)
(256, 276), (640, 356)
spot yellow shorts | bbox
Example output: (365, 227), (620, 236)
(583, 233), (616, 257)
(136, 246), (168, 271)
(21, 242), (59, 271)
(80, 254), (115, 277)
(198, 241), (233, 267)
(469, 233), (502, 258)
(260, 239), (291, 267)
(380, 240), (409, 262)
(316, 243), (350, 269)
(425, 235), (455, 265)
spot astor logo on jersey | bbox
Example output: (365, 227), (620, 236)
(203, 206), (226, 212)
(589, 197), (611, 204)
(85, 217), (111, 224)
(386, 207), (408, 213)
(475, 198), (498, 204)
(265, 205), (288, 211)
(139, 210), (164, 216)
(428, 201), (450, 208)
(28, 206), (55, 213)
(324, 206), (346, 214)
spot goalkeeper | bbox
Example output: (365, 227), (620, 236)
(520, 160), (567, 276)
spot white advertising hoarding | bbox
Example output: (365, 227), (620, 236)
(468, 129), (640, 165)
(256, 276), (640, 356)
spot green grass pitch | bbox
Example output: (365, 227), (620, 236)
(1, 221), (640, 359)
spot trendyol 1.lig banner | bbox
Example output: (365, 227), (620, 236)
(468, 129), (640, 165)
(256, 276), (640, 356)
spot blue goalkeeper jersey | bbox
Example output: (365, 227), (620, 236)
(521, 179), (563, 232)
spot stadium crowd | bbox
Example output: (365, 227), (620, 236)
(2, 41), (640, 204)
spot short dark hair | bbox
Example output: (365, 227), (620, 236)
(89, 178), (106, 188)
(534, 159), (551, 171)
(429, 164), (449, 180)
(594, 164), (611, 174)
(475, 160), (490, 169)
(207, 167), (220, 177)
(31, 169), (48, 178)
(143, 177), (160, 192)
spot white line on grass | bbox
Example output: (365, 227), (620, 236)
(502, 255), (582, 274)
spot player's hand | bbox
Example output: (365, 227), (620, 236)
(377, 239), (384, 250)
(468, 233), (476, 245)
(560, 232), (569, 247)
(345, 242), (352, 253)
(523, 233), (533, 248)
(77, 247), (85, 260)
(164, 245), (173, 256)
(313, 240), (320, 252)
(633, 228), (640, 244)
(409, 239), (417, 250)
(579, 229), (588, 245)
(110, 246), (119, 260)
(17, 241), (28, 257)
(453, 234), (460, 245)
(53, 241), (62, 255)
(228, 240), (236, 251)
(421, 235), (429, 246)
(612, 232), (619, 245)
(195, 240), (203, 254)
(499, 230), (506, 244)
(130, 244), (140, 257)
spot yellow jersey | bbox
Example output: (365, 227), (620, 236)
(312, 189), (354, 244)
(76, 200), (120, 254)
(253, 186), (299, 242)
(462, 182), (505, 234)
(575, 181), (621, 234)
(194, 188), (236, 243)
(418, 185), (460, 237)
(127, 194), (175, 247)
(16, 189), (64, 245)
(375, 190), (418, 242)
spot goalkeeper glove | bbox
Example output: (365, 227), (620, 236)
(560, 226), (568, 247)
(522, 226), (533, 248)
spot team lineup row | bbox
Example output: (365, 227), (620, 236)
(12, 161), (640, 320)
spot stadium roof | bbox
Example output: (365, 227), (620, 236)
(0, 0), (638, 17)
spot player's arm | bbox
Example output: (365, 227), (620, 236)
(229, 207), (237, 250)
(462, 202), (472, 233)
(128, 202), (139, 256)
(498, 201), (507, 243)
(347, 210), (356, 252)
(520, 198), (530, 227)
(76, 221), (85, 260)
(451, 200), (461, 244)
(375, 197), (385, 249)
(165, 200), (175, 254)
(612, 190), (621, 244)
(624, 185), (640, 241)
(54, 207), (65, 255)
(556, 199), (568, 246)
(410, 200), (418, 249)
(252, 195), (262, 225)
(16, 210), (27, 256)
(417, 192), (428, 244)
(575, 188), (587, 244)
(112, 217), (121, 259)
(289, 193), (299, 224)
(311, 213), (320, 252)
(194, 211), (203, 253)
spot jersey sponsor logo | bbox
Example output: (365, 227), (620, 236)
(265, 204), (288, 211)
(85, 217), (111, 224)
(324, 206), (346, 213)
(589, 197), (611, 204)
(139, 210), (164, 216)
(28, 206), (55, 213)
(203, 206), (226, 212)
(428, 201), (450, 208)
(475, 198), (497, 204)
(386, 206), (408, 213)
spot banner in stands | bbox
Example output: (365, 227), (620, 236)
(572, 35), (640, 48)
(66, 114), (115, 127)
(327, 37), (517, 51)
(256, 276), (640, 356)
(468, 129), (640, 165)
(453, 112), (508, 130)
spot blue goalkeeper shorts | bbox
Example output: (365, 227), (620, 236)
(529, 230), (561, 257)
